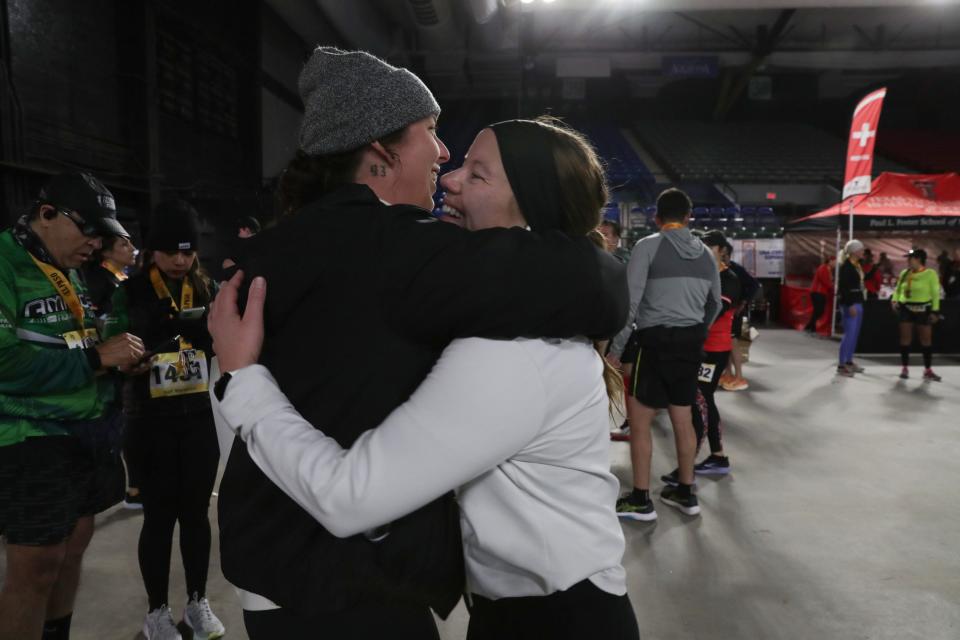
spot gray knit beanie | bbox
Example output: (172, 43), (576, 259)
(298, 47), (441, 155)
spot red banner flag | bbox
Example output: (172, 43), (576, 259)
(842, 87), (887, 200)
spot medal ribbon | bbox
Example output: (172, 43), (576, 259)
(102, 261), (128, 282)
(149, 266), (195, 358)
(29, 254), (87, 330)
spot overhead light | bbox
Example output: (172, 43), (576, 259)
(543, 0), (557, 3)
(521, 0), (535, 3)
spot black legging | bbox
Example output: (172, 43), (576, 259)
(693, 351), (731, 455)
(131, 412), (220, 610)
(466, 580), (640, 640)
(806, 292), (827, 331)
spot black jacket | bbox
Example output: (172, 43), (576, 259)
(838, 260), (865, 305)
(82, 262), (123, 317)
(217, 184), (628, 617)
(117, 270), (214, 418)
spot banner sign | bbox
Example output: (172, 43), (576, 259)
(842, 88), (887, 200)
(864, 216), (960, 230)
(731, 239), (784, 278)
(662, 56), (719, 78)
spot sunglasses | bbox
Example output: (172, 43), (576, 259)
(57, 208), (102, 238)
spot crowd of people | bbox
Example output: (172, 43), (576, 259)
(0, 45), (952, 640)
(807, 240), (947, 381)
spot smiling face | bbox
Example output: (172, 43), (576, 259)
(152, 249), (197, 280)
(387, 116), (450, 211)
(439, 129), (526, 231)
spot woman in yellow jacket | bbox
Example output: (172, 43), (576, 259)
(892, 248), (942, 381)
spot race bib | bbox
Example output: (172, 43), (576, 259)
(62, 328), (100, 350)
(905, 304), (929, 313)
(149, 349), (209, 398)
(698, 362), (717, 383)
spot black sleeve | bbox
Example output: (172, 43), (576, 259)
(837, 263), (857, 305)
(721, 271), (742, 315)
(380, 214), (629, 343)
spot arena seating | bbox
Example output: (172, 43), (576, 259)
(633, 120), (909, 184)
(878, 130), (960, 173)
(575, 122), (655, 190)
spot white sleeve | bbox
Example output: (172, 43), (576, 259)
(214, 338), (547, 538)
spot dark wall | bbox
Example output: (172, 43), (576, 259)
(0, 0), (262, 265)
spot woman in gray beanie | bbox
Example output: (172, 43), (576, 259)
(213, 48), (628, 639)
(212, 119), (641, 639)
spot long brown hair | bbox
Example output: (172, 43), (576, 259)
(527, 116), (623, 410)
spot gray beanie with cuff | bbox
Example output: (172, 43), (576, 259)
(298, 47), (440, 155)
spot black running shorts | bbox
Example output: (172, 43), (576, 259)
(898, 303), (935, 325)
(0, 433), (124, 546)
(629, 325), (705, 409)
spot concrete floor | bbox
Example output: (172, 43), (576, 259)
(3, 328), (959, 639)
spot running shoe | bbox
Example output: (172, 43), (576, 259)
(923, 369), (942, 382)
(837, 365), (855, 377)
(694, 455), (731, 476)
(660, 468), (679, 486)
(899, 367), (909, 379)
(718, 374), (735, 386)
(721, 377), (749, 391)
(610, 422), (631, 442)
(123, 491), (143, 510)
(616, 493), (657, 521)
(143, 606), (182, 640)
(846, 362), (865, 373)
(660, 485), (701, 516)
(183, 594), (225, 640)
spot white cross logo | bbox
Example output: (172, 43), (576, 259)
(851, 123), (875, 148)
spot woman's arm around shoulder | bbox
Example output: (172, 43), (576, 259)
(215, 337), (548, 537)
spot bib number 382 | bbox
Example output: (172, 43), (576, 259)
(149, 349), (209, 398)
(697, 362), (717, 383)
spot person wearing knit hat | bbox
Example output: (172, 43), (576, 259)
(105, 199), (226, 640)
(210, 117), (641, 640)
(212, 48), (629, 640)
(283, 46), (445, 214)
(147, 200), (201, 253)
(837, 239), (867, 376)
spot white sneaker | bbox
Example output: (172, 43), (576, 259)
(183, 594), (225, 640)
(143, 606), (182, 640)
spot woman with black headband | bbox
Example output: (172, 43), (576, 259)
(209, 118), (639, 639)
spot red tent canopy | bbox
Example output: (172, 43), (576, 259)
(791, 172), (960, 231)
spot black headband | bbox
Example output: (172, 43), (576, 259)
(489, 120), (563, 233)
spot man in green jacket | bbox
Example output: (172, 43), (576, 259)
(0, 173), (145, 640)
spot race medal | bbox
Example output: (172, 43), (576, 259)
(62, 328), (100, 350)
(149, 349), (209, 398)
(698, 362), (717, 383)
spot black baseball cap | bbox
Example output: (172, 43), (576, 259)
(905, 248), (927, 262)
(37, 172), (129, 238)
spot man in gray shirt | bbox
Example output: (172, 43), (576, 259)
(609, 189), (721, 520)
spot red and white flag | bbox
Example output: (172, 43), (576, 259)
(842, 87), (887, 200)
